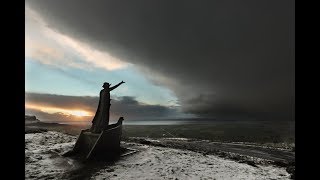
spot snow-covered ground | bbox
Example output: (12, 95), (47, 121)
(25, 131), (290, 180)
(25, 131), (78, 179)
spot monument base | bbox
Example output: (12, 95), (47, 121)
(63, 120), (123, 161)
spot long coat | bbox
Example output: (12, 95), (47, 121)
(90, 88), (111, 133)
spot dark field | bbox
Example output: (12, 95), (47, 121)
(26, 120), (295, 145)
(122, 121), (295, 144)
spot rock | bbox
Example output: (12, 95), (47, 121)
(273, 160), (288, 167)
(239, 160), (258, 168)
(25, 115), (40, 122)
(106, 169), (114, 172)
(25, 127), (48, 134)
(138, 139), (152, 145)
(286, 165), (295, 179)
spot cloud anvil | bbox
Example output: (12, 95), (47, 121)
(25, 0), (294, 121)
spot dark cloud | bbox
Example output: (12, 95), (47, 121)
(26, 92), (98, 112)
(111, 96), (180, 120)
(25, 92), (181, 122)
(26, 0), (295, 121)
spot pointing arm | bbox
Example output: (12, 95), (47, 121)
(109, 81), (125, 91)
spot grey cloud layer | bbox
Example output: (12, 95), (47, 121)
(26, 0), (295, 121)
(26, 92), (180, 122)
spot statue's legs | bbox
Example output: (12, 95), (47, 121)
(90, 99), (111, 133)
(103, 103), (111, 130)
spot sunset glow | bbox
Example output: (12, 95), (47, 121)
(71, 110), (92, 117)
(26, 103), (93, 117)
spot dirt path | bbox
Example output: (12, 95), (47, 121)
(127, 138), (295, 166)
(206, 141), (294, 163)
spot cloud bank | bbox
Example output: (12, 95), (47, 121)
(25, 92), (183, 122)
(26, 0), (295, 121)
(25, 7), (129, 71)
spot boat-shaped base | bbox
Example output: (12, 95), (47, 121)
(63, 120), (124, 161)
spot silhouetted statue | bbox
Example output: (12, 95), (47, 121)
(90, 81), (125, 133)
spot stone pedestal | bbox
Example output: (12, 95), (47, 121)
(64, 121), (122, 161)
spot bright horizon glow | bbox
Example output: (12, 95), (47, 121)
(26, 103), (93, 118)
(72, 110), (92, 117)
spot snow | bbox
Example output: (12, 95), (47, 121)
(92, 143), (290, 180)
(162, 137), (190, 141)
(25, 131), (290, 180)
(25, 131), (78, 179)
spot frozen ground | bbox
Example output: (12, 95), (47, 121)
(93, 143), (290, 180)
(25, 131), (78, 179)
(25, 131), (290, 180)
(127, 137), (295, 165)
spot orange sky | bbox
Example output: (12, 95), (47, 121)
(26, 103), (94, 118)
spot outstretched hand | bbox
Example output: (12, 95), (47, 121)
(121, 81), (125, 84)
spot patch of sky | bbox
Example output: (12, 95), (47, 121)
(25, 59), (178, 106)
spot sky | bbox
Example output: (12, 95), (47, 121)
(25, 0), (295, 123)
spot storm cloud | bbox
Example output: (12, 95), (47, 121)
(25, 92), (181, 122)
(26, 0), (295, 121)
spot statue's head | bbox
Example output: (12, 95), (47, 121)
(102, 82), (110, 88)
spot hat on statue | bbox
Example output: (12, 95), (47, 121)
(102, 82), (111, 88)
